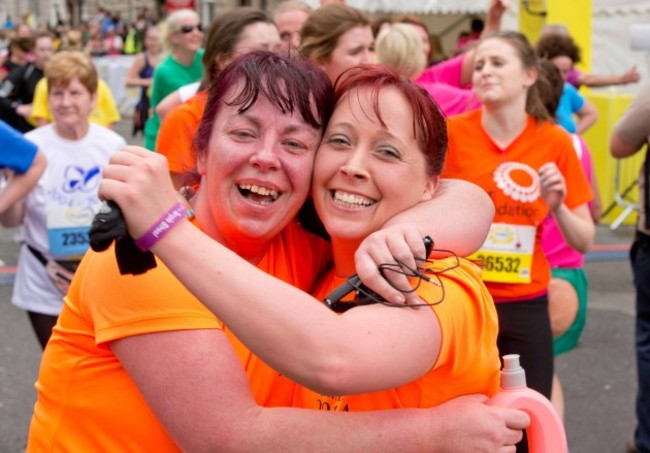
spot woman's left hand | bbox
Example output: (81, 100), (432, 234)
(538, 162), (566, 213)
(354, 224), (427, 305)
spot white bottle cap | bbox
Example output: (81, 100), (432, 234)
(501, 354), (527, 389)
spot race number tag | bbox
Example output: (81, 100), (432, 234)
(47, 207), (95, 258)
(468, 223), (535, 284)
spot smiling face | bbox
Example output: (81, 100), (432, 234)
(171, 16), (204, 54)
(472, 37), (536, 108)
(312, 85), (436, 243)
(321, 25), (374, 83)
(194, 80), (322, 252)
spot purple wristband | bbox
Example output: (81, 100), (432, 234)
(134, 203), (187, 251)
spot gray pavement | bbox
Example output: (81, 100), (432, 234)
(0, 119), (641, 452)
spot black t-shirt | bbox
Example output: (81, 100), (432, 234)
(0, 63), (44, 132)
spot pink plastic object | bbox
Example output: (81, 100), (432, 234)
(488, 354), (568, 453)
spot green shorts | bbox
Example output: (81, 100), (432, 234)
(552, 267), (589, 357)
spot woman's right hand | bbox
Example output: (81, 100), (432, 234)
(99, 146), (181, 240)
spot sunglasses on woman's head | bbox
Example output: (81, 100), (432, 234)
(178, 24), (203, 34)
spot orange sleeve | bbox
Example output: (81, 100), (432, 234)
(156, 92), (206, 174)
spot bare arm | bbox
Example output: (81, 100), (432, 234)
(99, 148), (477, 395)
(112, 329), (527, 452)
(610, 132), (643, 159)
(578, 66), (640, 88)
(125, 53), (150, 88)
(155, 90), (183, 120)
(539, 162), (595, 253)
(0, 150), (45, 213)
(460, 0), (510, 85)
(574, 98), (598, 135)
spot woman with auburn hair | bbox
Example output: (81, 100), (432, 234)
(155, 7), (281, 189)
(442, 31), (594, 408)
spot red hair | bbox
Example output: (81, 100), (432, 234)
(334, 65), (447, 176)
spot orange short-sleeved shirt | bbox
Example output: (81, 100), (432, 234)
(294, 257), (501, 411)
(27, 220), (330, 452)
(156, 91), (207, 174)
(442, 110), (593, 302)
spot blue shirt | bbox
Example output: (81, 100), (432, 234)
(0, 119), (37, 173)
(555, 82), (584, 134)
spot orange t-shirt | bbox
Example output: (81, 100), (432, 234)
(27, 220), (330, 452)
(294, 257), (501, 411)
(442, 110), (593, 302)
(156, 91), (207, 174)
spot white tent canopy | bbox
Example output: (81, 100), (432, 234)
(303, 0), (489, 13)
(344, 0), (488, 14)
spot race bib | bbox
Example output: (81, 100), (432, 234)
(47, 206), (95, 258)
(468, 223), (536, 284)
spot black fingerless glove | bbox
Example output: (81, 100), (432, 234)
(89, 201), (157, 275)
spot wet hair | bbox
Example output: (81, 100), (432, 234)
(202, 7), (275, 88)
(536, 59), (564, 118)
(193, 50), (334, 160)
(375, 23), (426, 80)
(334, 64), (447, 176)
(45, 50), (98, 94)
(161, 9), (200, 52)
(535, 33), (581, 64)
(482, 31), (552, 122)
(299, 4), (370, 64)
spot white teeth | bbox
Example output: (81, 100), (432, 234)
(239, 184), (280, 200)
(333, 191), (374, 207)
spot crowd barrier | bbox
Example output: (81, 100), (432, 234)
(583, 90), (644, 228)
(92, 55), (140, 116)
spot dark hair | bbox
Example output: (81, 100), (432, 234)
(193, 50), (334, 160)
(535, 33), (581, 64)
(536, 59), (564, 119)
(334, 65), (447, 176)
(9, 36), (34, 53)
(202, 7), (276, 88)
(482, 31), (552, 122)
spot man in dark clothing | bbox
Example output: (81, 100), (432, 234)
(0, 33), (53, 133)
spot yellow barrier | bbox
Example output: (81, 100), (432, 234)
(582, 91), (644, 226)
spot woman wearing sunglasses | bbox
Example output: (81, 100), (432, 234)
(88, 53), (526, 451)
(143, 8), (204, 151)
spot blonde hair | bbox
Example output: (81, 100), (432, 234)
(160, 9), (200, 53)
(45, 50), (98, 94)
(375, 23), (426, 79)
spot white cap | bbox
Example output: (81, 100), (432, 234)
(500, 354), (527, 389)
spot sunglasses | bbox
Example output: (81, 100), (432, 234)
(323, 236), (457, 313)
(177, 24), (203, 34)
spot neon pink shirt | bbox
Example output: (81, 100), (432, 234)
(415, 54), (467, 88)
(417, 81), (480, 116)
(541, 134), (592, 268)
